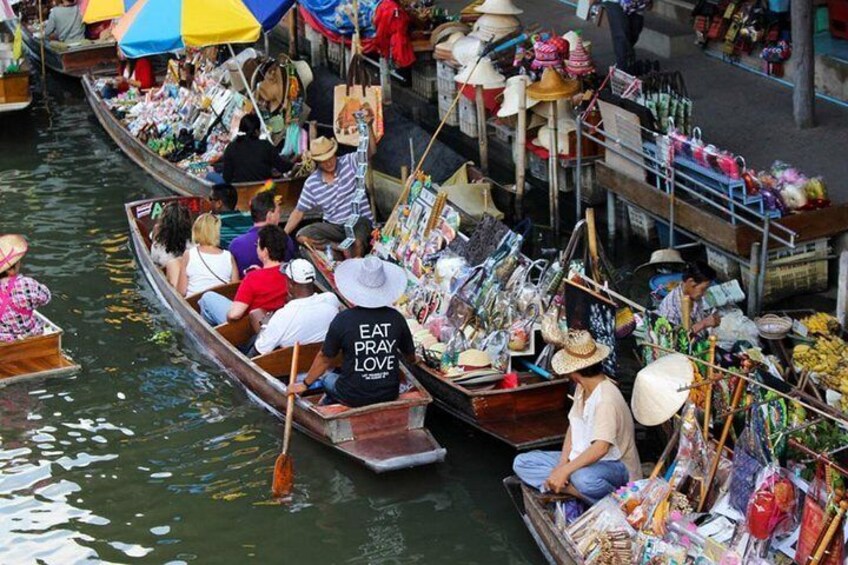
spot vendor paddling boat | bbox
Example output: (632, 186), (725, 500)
(0, 314), (80, 386)
(126, 195), (446, 472)
(83, 75), (304, 200)
(4, 21), (118, 78)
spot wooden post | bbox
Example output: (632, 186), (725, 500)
(792, 0), (816, 129)
(549, 102), (561, 239)
(308, 120), (318, 141)
(682, 295), (692, 332)
(514, 79), (527, 218)
(36, 0), (46, 80)
(287, 7), (298, 58)
(379, 57), (392, 105)
(839, 251), (848, 329)
(400, 165), (409, 187)
(586, 208), (602, 283)
(310, 33), (323, 67)
(475, 85), (489, 175)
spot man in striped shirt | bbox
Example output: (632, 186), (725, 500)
(283, 137), (373, 258)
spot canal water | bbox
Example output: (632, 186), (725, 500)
(0, 79), (541, 563)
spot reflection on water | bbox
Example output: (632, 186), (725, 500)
(0, 79), (542, 564)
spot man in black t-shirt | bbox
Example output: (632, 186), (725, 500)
(289, 256), (413, 407)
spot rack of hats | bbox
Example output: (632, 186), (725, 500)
(95, 49), (314, 178)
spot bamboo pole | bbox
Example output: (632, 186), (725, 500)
(287, 7), (298, 58)
(698, 376), (746, 512)
(36, 0), (46, 79)
(703, 335), (717, 441)
(586, 208), (601, 283)
(681, 295), (692, 332)
(548, 102), (561, 239)
(475, 85), (489, 174)
(810, 501), (848, 564)
(514, 78), (527, 218)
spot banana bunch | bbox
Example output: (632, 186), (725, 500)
(794, 335), (848, 392)
(802, 312), (840, 335)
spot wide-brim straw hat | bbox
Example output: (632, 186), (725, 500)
(631, 353), (694, 426)
(0, 234), (28, 275)
(291, 59), (314, 90)
(470, 14), (521, 42)
(551, 330), (611, 375)
(430, 21), (471, 46)
(475, 0), (523, 15)
(455, 56), (506, 87)
(527, 68), (580, 101)
(635, 248), (685, 272)
(309, 136), (338, 162)
(497, 75), (539, 117)
(334, 256), (408, 308)
(533, 120), (576, 154)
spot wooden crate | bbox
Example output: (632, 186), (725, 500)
(0, 73), (29, 104)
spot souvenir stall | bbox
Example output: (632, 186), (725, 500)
(576, 65), (848, 314)
(92, 48), (313, 181)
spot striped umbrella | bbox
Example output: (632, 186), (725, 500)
(114, 0), (294, 58)
(79, 0), (137, 24)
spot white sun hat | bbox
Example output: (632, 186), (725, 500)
(334, 256), (408, 308)
(532, 119), (577, 154)
(455, 56), (506, 88)
(497, 75), (540, 117)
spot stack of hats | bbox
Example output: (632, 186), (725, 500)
(455, 56), (506, 88)
(497, 75), (539, 117)
(472, 13), (521, 41)
(566, 35), (595, 77)
(474, 0), (523, 15)
(533, 118), (577, 156)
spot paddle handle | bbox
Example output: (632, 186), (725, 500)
(282, 342), (300, 456)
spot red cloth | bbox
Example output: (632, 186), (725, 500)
(116, 58), (155, 92)
(233, 267), (289, 312)
(299, 4), (416, 68)
(459, 84), (504, 114)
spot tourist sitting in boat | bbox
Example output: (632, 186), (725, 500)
(283, 137), (374, 259)
(288, 256), (414, 407)
(206, 114), (292, 185)
(252, 259), (341, 356)
(513, 331), (641, 504)
(150, 202), (194, 288)
(199, 225), (289, 327)
(43, 0), (85, 43)
(177, 213), (239, 297)
(0, 235), (51, 342)
(657, 260), (721, 334)
(208, 183), (251, 249)
(229, 191), (295, 276)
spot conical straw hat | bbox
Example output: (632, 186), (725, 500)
(475, 0), (523, 15)
(471, 14), (521, 41)
(0, 234), (28, 274)
(527, 68), (579, 101)
(497, 75), (539, 117)
(455, 57), (506, 87)
(631, 353), (694, 426)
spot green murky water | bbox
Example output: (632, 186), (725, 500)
(0, 78), (543, 564)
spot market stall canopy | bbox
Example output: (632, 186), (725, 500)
(79, 0), (137, 24)
(114, 0), (294, 58)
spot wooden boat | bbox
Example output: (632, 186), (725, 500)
(504, 476), (575, 564)
(0, 65), (32, 113)
(82, 74), (305, 201)
(4, 21), (118, 78)
(302, 247), (570, 450)
(0, 313), (80, 386)
(126, 195), (446, 472)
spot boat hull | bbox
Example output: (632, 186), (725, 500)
(504, 476), (576, 565)
(0, 72), (32, 113)
(10, 22), (118, 78)
(126, 196), (446, 472)
(0, 314), (80, 386)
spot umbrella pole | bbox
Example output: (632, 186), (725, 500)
(228, 43), (270, 139)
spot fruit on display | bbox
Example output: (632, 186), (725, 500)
(801, 312), (840, 335)
(793, 336), (848, 384)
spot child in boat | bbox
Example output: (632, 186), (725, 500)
(513, 331), (641, 504)
(0, 235), (52, 342)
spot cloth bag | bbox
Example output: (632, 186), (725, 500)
(333, 55), (384, 147)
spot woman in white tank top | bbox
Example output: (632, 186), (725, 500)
(177, 213), (239, 297)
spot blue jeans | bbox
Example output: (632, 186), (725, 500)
(318, 372), (341, 404)
(513, 451), (630, 504)
(199, 291), (232, 326)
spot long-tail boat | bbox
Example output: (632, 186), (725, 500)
(3, 21), (118, 78)
(126, 194), (446, 472)
(503, 476), (574, 564)
(0, 314), (79, 386)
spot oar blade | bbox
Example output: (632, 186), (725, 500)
(271, 453), (294, 499)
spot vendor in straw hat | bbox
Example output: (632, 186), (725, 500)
(283, 136), (374, 259)
(0, 235), (52, 342)
(513, 331), (640, 504)
(288, 256), (414, 407)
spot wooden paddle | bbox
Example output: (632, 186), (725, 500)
(271, 342), (300, 499)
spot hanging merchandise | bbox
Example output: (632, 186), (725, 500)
(333, 54), (384, 146)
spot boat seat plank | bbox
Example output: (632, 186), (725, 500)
(251, 342), (324, 377)
(186, 282), (240, 312)
(215, 317), (253, 347)
(478, 412), (566, 446)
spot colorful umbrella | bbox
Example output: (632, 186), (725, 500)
(79, 0), (137, 24)
(114, 0), (294, 58)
